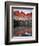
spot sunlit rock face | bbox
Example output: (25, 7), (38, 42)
(13, 11), (32, 21)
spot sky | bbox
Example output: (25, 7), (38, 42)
(13, 8), (33, 14)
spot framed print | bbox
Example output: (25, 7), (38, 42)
(5, 1), (38, 45)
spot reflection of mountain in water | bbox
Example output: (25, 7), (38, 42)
(12, 20), (32, 36)
(13, 26), (32, 36)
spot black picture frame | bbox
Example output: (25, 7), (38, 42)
(5, 1), (38, 45)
